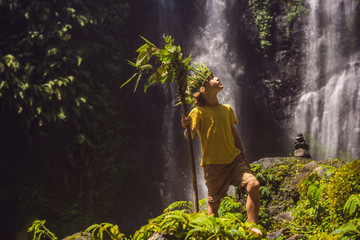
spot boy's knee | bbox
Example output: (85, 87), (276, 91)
(246, 180), (260, 192)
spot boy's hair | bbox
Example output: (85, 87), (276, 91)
(192, 89), (207, 106)
(188, 64), (213, 106)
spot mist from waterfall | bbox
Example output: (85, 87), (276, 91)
(294, 0), (360, 160)
(192, 0), (243, 109)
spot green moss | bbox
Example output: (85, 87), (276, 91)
(327, 160), (360, 217)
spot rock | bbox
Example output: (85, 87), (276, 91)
(274, 212), (293, 223)
(290, 159), (344, 201)
(286, 233), (307, 240)
(148, 232), (177, 240)
(63, 232), (91, 240)
(294, 142), (309, 150)
(293, 134), (311, 158)
(313, 166), (331, 179)
(148, 233), (165, 240)
(294, 149), (311, 158)
(268, 228), (290, 240)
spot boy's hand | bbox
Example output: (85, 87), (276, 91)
(181, 115), (195, 140)
(181, 115), (191, 128)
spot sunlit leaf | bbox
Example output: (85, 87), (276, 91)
(77, 56), (82, 66)
(134, 73), (142, 93)
(120, 73), (138, 89)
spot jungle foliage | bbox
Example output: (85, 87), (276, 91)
(287, 160), (360, 239)
(28, 198), (266, 240)
(0, 0), (130, 237)
(28, 159), (360, 240)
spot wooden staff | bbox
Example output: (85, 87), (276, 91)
(180, 95), (199, 213)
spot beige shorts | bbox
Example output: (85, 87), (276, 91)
(203, 155), (257, 203)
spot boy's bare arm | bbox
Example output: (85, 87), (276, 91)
(231, 126), (251, 169)
(181, 115), (196, 140)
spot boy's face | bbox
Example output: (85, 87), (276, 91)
(205, 74), (223, 92)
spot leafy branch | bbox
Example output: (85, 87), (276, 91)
(122, 34), (199, 212)
(27, 220), (58, 240)
(121, 35), (192, 104)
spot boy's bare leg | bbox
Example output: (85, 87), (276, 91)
(207, 201), (221, 217)
(245, 180), (262, 234)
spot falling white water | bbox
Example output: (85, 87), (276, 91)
(294, 0), (360, 160)
(192, 0), (243, 109)
(191, 0), (244, 199)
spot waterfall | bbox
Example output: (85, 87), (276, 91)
(190, 0), (244, 197)
(294, 0), (360, 160)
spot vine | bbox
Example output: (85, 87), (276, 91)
(283, 0), (307, 38)
(248, 0), (275, 55)
(249, 0), (307, 54)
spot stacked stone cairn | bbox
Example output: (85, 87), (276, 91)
(294, 133), (312, 158)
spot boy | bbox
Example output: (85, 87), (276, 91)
(181, 64), (261, 234)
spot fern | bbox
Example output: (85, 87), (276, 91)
(158, 211), (191, 238)
(163, 200), (194, 213)
(344, 194), (360, 217)
(85, 223), (125, 240)
(132, 202), (266, 240)
(218, 196), (244, 216)
(332, 219), (360, 239)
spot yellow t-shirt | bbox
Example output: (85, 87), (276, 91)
(189, 104), (241, 167)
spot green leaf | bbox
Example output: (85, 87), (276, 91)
(136, 43), (150, 53)
(260, 186), (270, 198)
(139, 36), (157, 48)
(140, 64), (153, 72)
(77, 56), (82, 66)
(120, 73), (138, 89)
(307, 182), (325, 208)
(77, 15), (88, 27)
(134, 74), (142, 93)
(344, 194), (360, 216)
(136, 48), (152, 67)
(66, 7), (76, 14)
